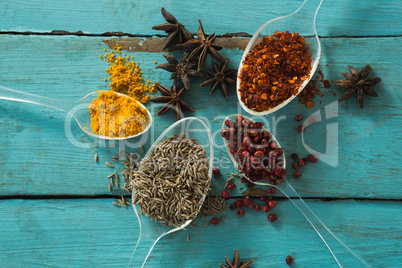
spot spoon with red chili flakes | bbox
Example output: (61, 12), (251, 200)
(237, 0), (324, 115)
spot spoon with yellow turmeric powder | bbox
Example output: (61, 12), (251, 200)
(0, 85), (152, 139)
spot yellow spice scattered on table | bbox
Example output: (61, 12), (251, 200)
(89, 91), (148, 138)
(101, 41), (155, 104)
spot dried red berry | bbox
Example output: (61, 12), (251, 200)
(249, 203), (256, 209)
(286, 255), (293, 265)
(267, 187), (276, 195)
(211, 217), (219, 225)
(293, 170), (301, 178)
(212, 168), (221, 177)
(299, 158), (306, 166)
(227, 183), (236, 190)
(263, 205), (271, 212)
(290, 153), (298, 160)
(236, 209), (245, 217)
(236, 115), (244, 124)
(235, 200), (243, 208)
(260, 196), (267, 202)
(308, 154), (317, 163)
(240, 176), (247, 183)
(225, 119), (234, 128)
(292, 162), (299, 170)
(242, 196), (252, 206)
(297, 125), (305, 133)
(221, 190), (230, 198)
(269, 141), (277, 149)
(267, 213), (278, 222)
(254, 150), (264, 158)
(268, 200), (277, 208)
(221, 129), (230, 138)
(295, 114), (303, 121)
(229, 203), (236, 210)
(255, 205), (262, 211)
(308, 115), (317, 124)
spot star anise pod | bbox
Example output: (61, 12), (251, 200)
(200, 58), (237, 99)
(152, 8), (193, 50)
(176, 19), (224, 72)
(333, 64), (381, 109)
(155, 51), (204, 90)
(150, 82), (194, 120)
(219, 249), (254, 268)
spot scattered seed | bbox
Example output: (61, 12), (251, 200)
(110, 177), (114, 186)
(220, 215), (226, 223)
(186, 233), (190, 241)
(105, 162), (114, 168)
(189, 224), (198, 228)
(204, 219), (212, 227)
(119, 198), (127, 208)
(94, 153), (98, 162)
(108, 183), (112, 192)
(227, 176), (234, 182)
(112, 201), (120, 207)
(231, 173), (239, 177)
(108, 172), (116, 178)
(224, 182), (229, 190)
(117, 148), (125, 156)
(140, 145), (145, 154)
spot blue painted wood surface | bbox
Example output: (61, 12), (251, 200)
(0, 0), (401, 267)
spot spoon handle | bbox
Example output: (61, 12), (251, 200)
(128, 205), (180, 268)
(278, 180), (371, 268)
(0, 85), (72, 112)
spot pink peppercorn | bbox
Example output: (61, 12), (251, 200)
(308, 154), (318, 163)
(211, 217), (219, 225)
(297, 125), (305, 133)
(267, 213), (278, 222)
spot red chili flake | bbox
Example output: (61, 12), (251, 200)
(239, 31), (312, 111)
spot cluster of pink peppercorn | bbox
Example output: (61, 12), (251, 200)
(290, 153), (317, 178)
(229, 187), (278, 222)
(221, 115), (287, 185)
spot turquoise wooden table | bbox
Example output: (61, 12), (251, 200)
(0, 0), (401, 267)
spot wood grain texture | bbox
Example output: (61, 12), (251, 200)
(0, 0), (401, 37)
(0, 199), (400, 267)
(0, 35), (400, 198)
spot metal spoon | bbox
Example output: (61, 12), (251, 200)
(222, 114), (370, 268)
(0, 85), (152, 140)
(129, 117), (214, 267)
(236, 0), (324, 115)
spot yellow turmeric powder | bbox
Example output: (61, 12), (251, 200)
(101, 41), (155, 104)
(89, 91), (149, 138)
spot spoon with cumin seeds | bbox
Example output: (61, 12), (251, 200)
(128, 117), (214, 268)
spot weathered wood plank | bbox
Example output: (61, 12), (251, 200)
(0, 199), (399, 267)
(0, 0), (401, 37)
(0, 35), (400, 198)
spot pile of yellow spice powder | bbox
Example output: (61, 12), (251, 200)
(89, 91), (149, 138)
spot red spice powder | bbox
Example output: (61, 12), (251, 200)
(239, 31), (312, 111)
